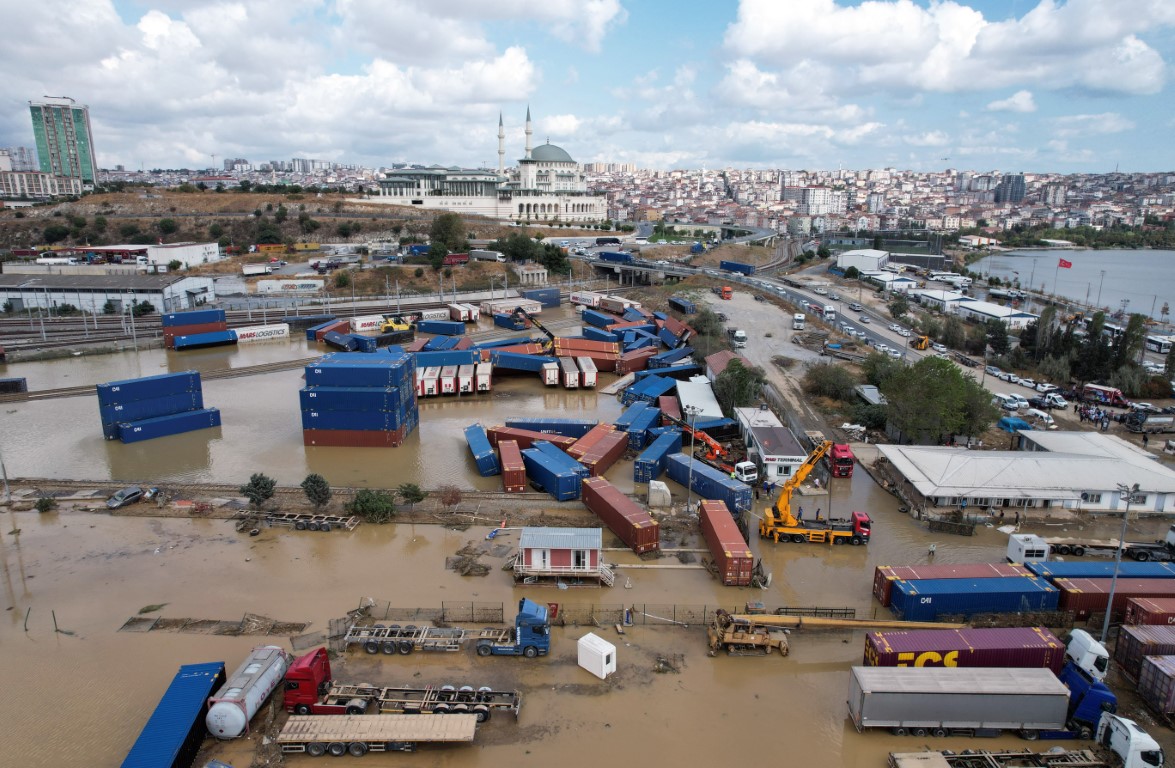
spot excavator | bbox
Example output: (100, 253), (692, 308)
(708, 608), (964, 656)
(510, 307), (556, 352)
(661, 412), (757, 483)
(759, 440), (872, 545)
(912, 335), (931, 350)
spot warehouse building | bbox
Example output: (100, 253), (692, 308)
(836, 248), (888, 273)
(877, 432), (1175, 517)
(952, 298), (1037, 330)
(0, 273), (216, 314)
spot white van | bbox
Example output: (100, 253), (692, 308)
(1025, 408), (1056, 429)
(992, 394), (1018, 411)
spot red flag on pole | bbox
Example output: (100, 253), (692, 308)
(1058, 258), (1072, 269)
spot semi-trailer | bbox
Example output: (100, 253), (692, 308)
(720, 260), (755, 275)
(121, 661), (226, 768)
(282, 648), (520, 721)
(276, 714), (478, 756)
(206, 645), (291, 739)
(343, 599), (551, 658)
(847, 665), (1116, 740)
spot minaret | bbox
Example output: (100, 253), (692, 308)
(524, 106), (532, 160)
(497, 113), (505, 174)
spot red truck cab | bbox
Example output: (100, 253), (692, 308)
(443, 253), (470, 266)
(283, 648), (347, 715)
(829, 443), (855, 478)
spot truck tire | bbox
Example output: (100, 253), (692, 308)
(346, 703), (365, 715)
(348, 743), (368, 757)
(850, 536), (863, 546)
(327, 742), (346, 756)
(791, 534), (805, 543)
(1020, 730), (1039, 741)
(1055, 544), (1071, 555)
(382, 640), (396, 654)
(932, 728), (946, 737)
(295, 704), (311, 715)
(398, 640), (414, 655)
(523, 645), (538, 658)
(477, 642), (492, 657)
(891, 728), (907, 736)
(913, 728), (927, 737)
(307, 522), (320, 531)
(474, 704), (491, 723)
(307, 742), (326, 757)
(295, 521), (307, 530)
(319, 523), (331, 532)
(1136, 550), (1151, 561)
(1072, 546), (1086, 557)
(364, 640), (379, 654)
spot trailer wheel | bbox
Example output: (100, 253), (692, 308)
(1072, 546), (1085, 557)
(398, 640), (414, 655)
(306, 742), (326, 757)
(523, 645), (539, 658)
(348, 743), (368, 757)
(913, 728), (928, 737)
(388, 624), (402, 637)
(477, 642), (492, 657)
(295, 521), (307, 531)
(364, 640), (379, 654)
(474, 705), (491, 723)
(327, 742), (346, 756)
(381, 640), (397, 654)
(307, 522), (320, 531)
(1021, 730), (1039, 741)
(1055, 544), (1071, 555)
(319, 523), (331, 533)
(434, 704), (450, 714)
(1136, 550), (1151, 562)
(346, 703), (365, 715)
(891, 728), (907, 736)
(932, 728), (946, 738)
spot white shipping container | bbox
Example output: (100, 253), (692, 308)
(255, 279), (324, 294)
(576, 357), (598, 388)
(415, 368), (427, 398)
(206, 646), (291, 738)
(447, 303), (472, 322)
(457, 364), (475, 394)
(460, 303), (481, 322)
(481, 299), (542, 317)
(234, 323), (290, 344)
(439, 365), (458, 395)
(422, 367), (441, 397)
(559, 358), (580, 389)
(599, 295), (640, 314)
(416, 308), (451, 322)
(570, 290), (604, 308)
(350, 314), (385, 332)
(541, 362), (559, 386)
(476, 362), (493, 392)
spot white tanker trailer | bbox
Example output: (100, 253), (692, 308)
(206, 645), (291, 739)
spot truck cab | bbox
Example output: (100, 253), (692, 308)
(283, 648), (342, 715)
(1065, 630), (1110, 682)
(728, 329), (747, 348)
(1098, 713), (1164, 768)
(733, 461), (758, 484)
(476, 599), (551, 658)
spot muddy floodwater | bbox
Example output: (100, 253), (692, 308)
(3, 486), (1173, 767)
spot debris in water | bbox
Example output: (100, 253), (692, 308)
(138, 603), (168, 614)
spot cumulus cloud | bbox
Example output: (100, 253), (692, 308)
(987, 90), (1036, 113)
(905, 131), (951, 147)
(1051, 112), (1136, 137)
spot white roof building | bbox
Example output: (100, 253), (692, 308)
(675, 376), (724, 420)
(837, 248), (888, 273)
(953, 298), (1038, 330)
(861, 271), (918, 293)
(878, 432), (1175, 516)
(910, 288), (970, 312)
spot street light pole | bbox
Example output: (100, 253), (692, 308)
(1101, 482), (1141, 643)
(685, 405), (700, 514)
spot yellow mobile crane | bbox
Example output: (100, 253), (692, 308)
(708, 609), (965, 656)
(759, 440), (872, 545)
(510, 307), (556, 352)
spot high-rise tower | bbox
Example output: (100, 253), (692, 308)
(498, 113), (505, 173)
(29, 97), (98, 185)
(524, 106), (532, 160)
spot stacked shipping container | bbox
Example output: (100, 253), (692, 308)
(863, 627), (1065, 673)
(1114, 625), (1175, 681)
(889, 577), (1059, 621)
(1125, 597), (1175, 626)
(1053, 578), (1175, 621)
(97, 371), (220, 443)
(301, 351), (418, 447)
(873, 564), (1033, 607)
(162, 308), (228, 349)
(698, 500), (752, 586)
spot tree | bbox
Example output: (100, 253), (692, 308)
(1113, 313), (1147, 370)
(816, 245), (831, 258)
(1, 300), (13, 314)
(43, 224), (70, 243)
(396, 483), (426, 508)
(301, 474), (332, 510)
(712, 359), (767, 413)
(844, 266), (860, 279)
(168, 260), (182, 272)
(208, 223), (224, 239)
(881, 357), (995, 443)
(887, 295), (909, 321)
(240, 473), (276, 511)
(802, 362), (858, 401)
(437, 485), (463, 510)
(102, 299), (117, 314)
(985, 318), (1010, 356)
(334, 271), (351, 288)
(157, 218), (179, 235)
(35, 497), (57, 513)
(861, 351), (904, 387)
(429, 212), (467, 253)
(347, 489), (395, 523)
(133, 300), (155, 316)
(120, 223), (140, 238)
(942, 316), (966, 350)
(93, 215), (107, 232)
(872, 235), (883, 250)
(274, 205), (288, 224)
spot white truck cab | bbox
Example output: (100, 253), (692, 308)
(1098, 713), (1165, 768)
(729, 329), (747, 348)
(733, 461), (758, 484)
(1066, 629), (1110, 682)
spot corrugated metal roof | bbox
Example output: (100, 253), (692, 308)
(0, 273), (190, 289)
(519, 526), (601, 550)
(749, 425), (804, 458)
(851, 665), (1066, 695)
(122, 661), (225, 768)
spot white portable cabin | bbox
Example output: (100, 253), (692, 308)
(558, 358), (580, 389)
(577, 632), (617, 680)
(421, 367), (441, 397)
(1007, 533), (1050, 563)
(475, 362), (493, 392)
(457, 364), (475, 394)
(461, 303), (481, 322)
(447, 303), (472, 322)
(439, 365), (458, 395)
(576, 357), (598, 388)
(541, 362), (560, 386)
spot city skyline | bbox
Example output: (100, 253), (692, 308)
(2, 1), (1173, 174)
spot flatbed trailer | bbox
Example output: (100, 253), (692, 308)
(889, 749), (1115, 768)
(277, 713), (477, 756)
(1045, 533), (1175, 561)
(344, 623), (511, 655)
(312, 683), (520, 721)
(237, 511), (359, 533)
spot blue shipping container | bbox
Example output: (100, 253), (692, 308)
(505, 418), (598, 439)
(423, 337), (460, 351)
(416, 319), (466, 336)
(665, 453), (753, 513)
(299, 387), (401, 412)
(625, 407), (662, 450)
(173, 330), (238, 351)
(634, 430), (683, 483)
(473, 336), (535, 350)
(598, 251), (632, 263)
(614, 401), (654, 432)
(305, 318), (341, 340)
(323, 331), (359, 351)
(305, 356), (415, 388)
(283, 314), (335, 331)
(161, 308), (226, 328)
(348, 334), (378, 353)
(649, 346), (693, 368)
(489, 351), (558, 373)
(119, 408), (222, 443)
(493, 313), (528, 330)
(520, 447), (582, 501)
(121, 661), (226, 768)
(667, 296), (697, 314)
(890, 577), (1060, 622)
(532, 440), (590, 479)
(583, 326), (619, 343)
(720, 260), (755, 275)
(464, 425), (501, 477)
(582, 309), (618, 329)
(1024, 561), (1175, 581)
(100, 392), (205, 426)
(658, 327), (682, 349)
(301, 409), (404, 432)
(97, 371), (201, 407)
(521, 288), (561, 308)
(414, 350), (479, 368)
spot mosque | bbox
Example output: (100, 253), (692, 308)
(369, 108), (608, 223)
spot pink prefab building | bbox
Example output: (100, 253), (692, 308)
(514, 527), (613, 587)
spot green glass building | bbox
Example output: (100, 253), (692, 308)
(29, 98), (98, 185)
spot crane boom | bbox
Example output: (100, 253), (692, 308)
(765, 440), (831, 530)
(511, 307), (555, 348)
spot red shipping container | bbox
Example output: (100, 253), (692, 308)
(581, 353), (619, 372)
(615, 348), (657, 375)
(1125, 597), (1175, 626)
(604, 320), (650, 332)
(554, 339), (621, 355)
(581, 477), (660, 554)
(494, 343), (548, 356)
(567, 424), (616, 460)
(453, 337), (473, 350)
(863, 627), (1064, 673)
(1137, 654), (1175, 716)
(576, 430), (629, 477)
(404, 338), (428, 353)
(1055, 578), (1175, 621)
(1114, 625), (1175, 681)
(658, 395), (681, 426)
(314, 319), (350, 342)
(873, 564), (1032, 607)
(660, 315), (693, 340)
(499, 440), (527, 493)
(164, 321), (229, 347)
(699, 500), (752, 586)
(302, 427), (407, 447)
(485, 426), (577, 452)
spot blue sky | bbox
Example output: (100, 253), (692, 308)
(2, 0), (1172, 173)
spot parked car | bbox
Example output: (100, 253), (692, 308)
(889, 323), (902, 332)
(886, 349), (903, 359)
(1132, 402), (1162, 413)
(932, 343), (947, 353)
(985, 365), (1003, 378)
(106, 485), (144, 510)
(814, 287), (829, 295)
(1018, 378), (1037, 389)
(1005, 393), (1030, 409)
(1036, 382), (1060, 394)
(848, 302), (864, 311)
(829, 293), (841, 300)
(899, 329), (912, 338)
(859, 315), (870, 324)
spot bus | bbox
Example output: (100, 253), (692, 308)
(595, 237), (621, 247)
(1146, 335), (1173, 355)
(828, 443), (855, 478)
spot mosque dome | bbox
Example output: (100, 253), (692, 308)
(531, 142), (574, 163)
